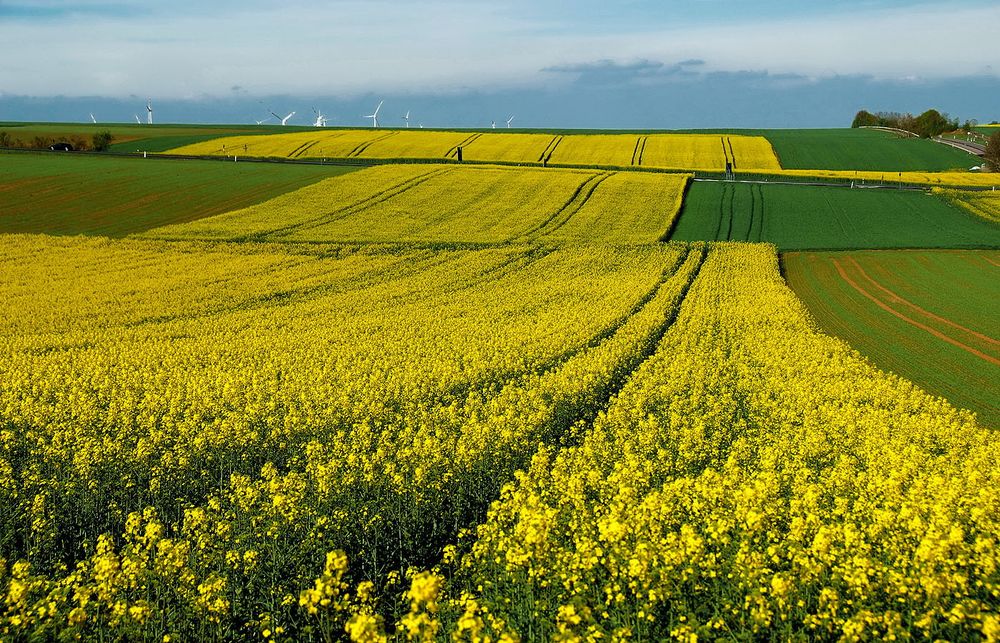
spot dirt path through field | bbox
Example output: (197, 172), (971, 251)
(832, 258), (1000, 365)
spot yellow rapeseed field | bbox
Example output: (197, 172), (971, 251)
(142, 164), (691, 244)
(2, 235), (997, 641)
(167, 130), (781, 170)
(640, 134), (782, 171)
(460, 133), (554, 162)
(2, 153), (998, 641)
(764, 168), (1000, 188)
(0, 234), (694, 640)
(934, 187), (1000, 223)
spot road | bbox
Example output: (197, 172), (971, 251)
(934, 136), (986, 157)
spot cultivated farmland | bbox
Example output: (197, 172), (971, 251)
(142, 164), (691, 244)
(668, 180), (1000, 250)
(784, 249), (999, 426)
(937, 187), (1000, 223)
(1, 124), (999, 642)
(0, 152), (350, 236)
(755, 127), (976, 171)
(168, 130), (781, 170)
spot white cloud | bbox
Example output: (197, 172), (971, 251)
(0, 1), (996, 97)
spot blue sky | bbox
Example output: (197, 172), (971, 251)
(1, 0), (998, 127)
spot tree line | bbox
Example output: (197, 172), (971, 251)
(851, 109), (966, 138)
(0, 130), (114, 152)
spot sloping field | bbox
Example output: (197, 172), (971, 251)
(539, 171), (689, 243)
(460, 132), (554, 162)
(142, 164), (691, 244)
(760, 128), (976, 171)
(639, 133), (781, 170)
(784, 249), (999, 427)
(168, 130), (781, 169)
(0, 152), (349, 236)
(668, 180), (1000, 250)
(4, 239), (998, 640)
(937, 187), (1000, 223)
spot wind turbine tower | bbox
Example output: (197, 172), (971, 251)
(146, 99), (153, 125)
(271, 110), (296, 126)
(313, 108), (328, 127)
(403, 110), (410, 128)
(506, 115), (515, 128)
(491, 120), (496, 129)
(365, 100), (383, 128)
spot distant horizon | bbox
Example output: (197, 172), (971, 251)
(2, 1), (997, 129)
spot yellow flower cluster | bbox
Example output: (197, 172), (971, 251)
(455, 243), (999, 640)
(764, 168), (1000, 187)
(142, 164), (690, 245)
(935, 187), (1000, 223)
(168, 130), (781, 171)
(0, 232), (692, 639)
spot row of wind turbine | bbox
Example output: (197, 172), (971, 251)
(255, 100), (504, 129)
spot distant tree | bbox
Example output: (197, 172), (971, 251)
(852, 110), (879, 128)
(32, 135), (52, 150)
(92, 130), (114, 152)
(914, 109), (954, 138)
(961, 119), (978, 131)
(985, 132), (1000, 172)
(0, 131), (10, 148)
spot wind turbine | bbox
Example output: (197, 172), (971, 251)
(255, 116), (272, 125)
(270, 110), (296, 126)
(403, 110), (410, 128)
(506, 115), (515, 128)
(146, 99), (153, 125)
(90, 113), (97, 124)
(134, 114), (141, 125)
(491, 120), (496, 129)
(365, 100), (383, 128)
(312, 108), (328, 127)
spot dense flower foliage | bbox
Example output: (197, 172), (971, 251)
(168, 131), (781, 171)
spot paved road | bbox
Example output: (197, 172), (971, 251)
(934, 137), (986, 157)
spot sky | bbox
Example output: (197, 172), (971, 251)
(1, 0), (998, 128)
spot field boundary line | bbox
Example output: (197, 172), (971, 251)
(832, 258), (1000, 365)
(846, 257), (999, 348)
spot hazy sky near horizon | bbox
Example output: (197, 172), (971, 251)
(1, 0), (998, 126)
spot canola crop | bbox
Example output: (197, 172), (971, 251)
(936, 187), (1000, 223)
(143, 164), (691, 245)
(2, 238), (998, 641)
(167, 130), (782, 170)
(3, 149), (999, 642)
(0, 234), (693, 641)
(449, 243), (1000, 641)
(762, 169), (1000, 188)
